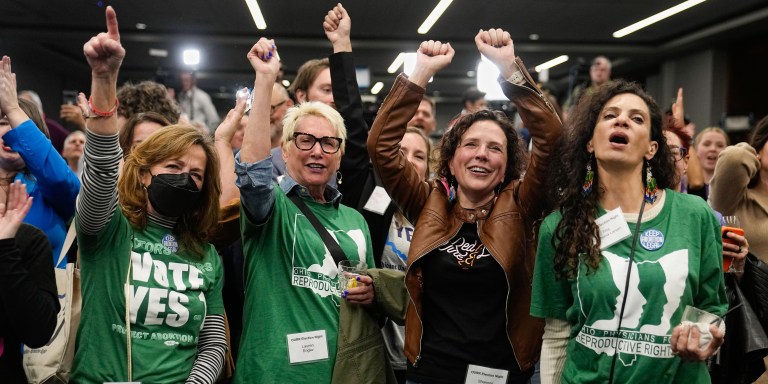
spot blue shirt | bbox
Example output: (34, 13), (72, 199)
(3, 119), (80, 268)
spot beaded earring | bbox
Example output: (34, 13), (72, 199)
(582, 155), (595, 196)
(644, 161), (658, 203)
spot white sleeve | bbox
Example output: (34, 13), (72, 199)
(540, 317), (570, 384)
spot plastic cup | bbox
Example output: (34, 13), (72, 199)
(338, 260), (367, 292)
(680, 305), (722, 349)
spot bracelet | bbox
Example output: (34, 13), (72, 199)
(88, 97), (119, 118)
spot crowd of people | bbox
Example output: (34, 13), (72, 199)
(1, 3), (767, 384)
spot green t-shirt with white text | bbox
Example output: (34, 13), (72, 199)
(234, 189), (374, 383)
(71, 210), (224, 383)
(531, 190), (727, 384)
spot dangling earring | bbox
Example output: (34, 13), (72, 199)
(582, 155), (594, 196)
(336, 171), (343, 185)
(645, 161), (658, 203)
(448, 175), (457, 203)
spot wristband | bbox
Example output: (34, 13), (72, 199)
(88, 97), (119, 118)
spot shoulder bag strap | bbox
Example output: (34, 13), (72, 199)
(57, 221), (77, 268)
(289, 195), (348, 265)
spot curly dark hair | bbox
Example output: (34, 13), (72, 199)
(117, 81), (181, 124)
(436, 110), (525, 193)
(551, 80), (676, 280)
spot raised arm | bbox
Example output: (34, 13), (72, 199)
(324, 3), (370, 207)
(240, 39), (278, 163)
(236, 39), (281, 224)
(670, 88), (704, 190)
(0, 56), (80, 220)
(214, 91), (248, 207)
(710, 142), (758, 215)
(368, 41), (453, 223)
(76, 6), (126, 235)
(475, 29), (563, 223)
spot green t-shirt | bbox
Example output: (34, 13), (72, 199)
(71, 210), (224, 383)
(531, 190), (727, 384)
(234, 189), (374, 383)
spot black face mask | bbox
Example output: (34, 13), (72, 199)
(146, 173), (202, 217)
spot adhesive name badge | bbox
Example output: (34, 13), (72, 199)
(362, 186), (392, 215)
(465, 364), (509, 384)
(595, 207), (632, 250)
(287, 330), (329, 364)
(640, 228), (665, 251)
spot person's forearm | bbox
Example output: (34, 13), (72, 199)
(686, 146), (705, 189)
(541, 318), (569, 384)
(215, 139), (239, 206)
(87, 73), (119, 135)
(4, 105), (30, 128)
(240, 74), (273, 163)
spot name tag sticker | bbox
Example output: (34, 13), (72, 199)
(287, 330), (329, 364)
(363, 186), (391, 215)
(596, 207), (632, 249)
(465, 364), (509, 384)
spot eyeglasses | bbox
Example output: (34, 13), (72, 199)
(290, 132), (343, 154)
(271, 99), (288, 114)
(670, 146), (688, 161)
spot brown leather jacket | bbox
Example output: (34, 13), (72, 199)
(367, 58), (562, 371)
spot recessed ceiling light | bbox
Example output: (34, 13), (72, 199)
(534, 55), (569, 72)
(387, 53), (405, 74)
(613, 0), (707, 38)
(183, 49), (201, 66)
(244, 0), (267, 30)
(417, 0), (453, 34)
(529, 34), (539, 41)
(467, 70), (476, 77)
(136, 23), (147, 30)
(282, 79), (290, 87)
(149, 48), (168, 58)
(370, 82), (384, 95)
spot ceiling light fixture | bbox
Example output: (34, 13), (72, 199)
(136, 23), (147, 30)
(417, 0), (453, 34)
(183, 49), (200, 66)
(534, 55), (569, 72)
(149, 48), (168, 58)
(244, 0), (267, 30)
(613, 0), (707, 38)
(387, 52), (405, 74)
(282, 80), (291, 87)
(370, 82), (384, 95)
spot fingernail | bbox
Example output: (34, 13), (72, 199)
(268, 52), (272, 59)
(343, 290), (348, 296)
(341, 292), (347, 298)
(356, 276), (361, 281)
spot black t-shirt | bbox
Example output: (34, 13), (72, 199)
(407, 223), (530, 384)
(0, 224), (59, 383)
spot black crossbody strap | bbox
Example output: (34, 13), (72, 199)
(289, 195), (348, 265)
(608, 198), (647, 384)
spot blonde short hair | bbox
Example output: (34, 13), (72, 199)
(281, 101), (347, 154)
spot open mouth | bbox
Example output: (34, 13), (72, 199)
(468, 166), (490, 174)
(2, 145), (13, 152)
(609, 132), (629, 145)
(306, 163), (326, 170)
